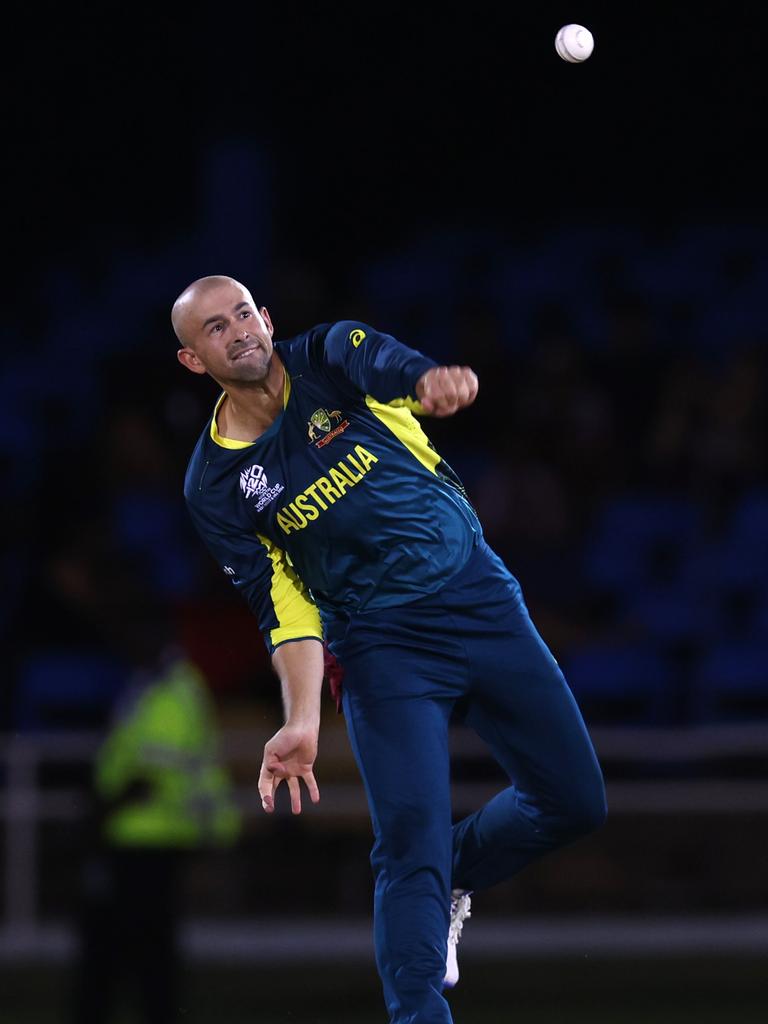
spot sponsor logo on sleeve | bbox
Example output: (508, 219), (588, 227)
(348, 328), (366, 348)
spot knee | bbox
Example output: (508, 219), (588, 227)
(561, 779), (608, 839)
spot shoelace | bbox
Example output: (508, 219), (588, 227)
(449, 893), (472, 944)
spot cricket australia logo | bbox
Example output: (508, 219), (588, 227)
(307, 407), (351, 448)
(239, 464), (284, 512)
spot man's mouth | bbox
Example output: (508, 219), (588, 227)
(231, 345), (260, 361)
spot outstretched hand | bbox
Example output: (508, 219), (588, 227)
(258, 724), (320, 815)
(416, 365), (479, 417)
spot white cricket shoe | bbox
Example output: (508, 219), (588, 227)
(443, 889), (472, 988)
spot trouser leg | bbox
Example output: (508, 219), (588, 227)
(332, 539), (605, 1018)
(343, 660), (458, 1024)
(451, 577), (607, 891)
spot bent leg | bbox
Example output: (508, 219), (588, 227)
(450, 575), (606, 891)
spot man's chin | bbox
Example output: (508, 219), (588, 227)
(229, 357), (271, 382)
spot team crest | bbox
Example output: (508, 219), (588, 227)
(308, 407), (342, 441)
(307, 407), (351, 448)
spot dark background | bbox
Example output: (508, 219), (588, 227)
(2, 3), (768, 1022)
(7, 3), (768, 281)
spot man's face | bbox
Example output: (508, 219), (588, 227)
(177, 282), (275, 385)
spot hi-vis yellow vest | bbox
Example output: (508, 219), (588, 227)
(95, 659), (241, 848)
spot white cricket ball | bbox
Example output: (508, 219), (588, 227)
(555, 23), (594, 63)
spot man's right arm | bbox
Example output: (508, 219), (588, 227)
(185, 502), (322, 654)
(258, 637), (324, 814)
(185, 501), (325, 812)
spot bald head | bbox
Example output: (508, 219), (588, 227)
(173, 276), (276, 387)
(172, 275), (255, 348)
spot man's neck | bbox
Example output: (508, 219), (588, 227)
(217, 355), (286, 442)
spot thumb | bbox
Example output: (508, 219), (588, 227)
(264, 750), (292, 780)
(418, 377), (434, 409)
(264, 746), (284, 769)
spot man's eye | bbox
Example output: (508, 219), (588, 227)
(212, 323), (223, 333)
(240, 311), (251, 319)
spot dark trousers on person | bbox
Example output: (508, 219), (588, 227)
(71, 847), (183, 1024)
(333, 538), (607, 1024)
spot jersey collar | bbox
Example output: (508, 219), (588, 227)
(209, 372), (292, 450)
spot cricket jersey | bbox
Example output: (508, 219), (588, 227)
(184, 321), (482, 654)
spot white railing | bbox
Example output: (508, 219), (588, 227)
(2, 723), (768, 960)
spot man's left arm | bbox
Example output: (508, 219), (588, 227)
(322, 320), (478, 417)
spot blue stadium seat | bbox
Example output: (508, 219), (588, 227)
(753, 597), (768, 640)
(14, 652), (128, 732)
(712, 489), (768, 589)
(620, 582), (718, 646)
(560, 644), (677, 726)
(689, 642), (768, 723)
(582, 495), (704, 592)
(113, 494), (198, 597)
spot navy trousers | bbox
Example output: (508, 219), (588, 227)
(333, 539), (607, 1024)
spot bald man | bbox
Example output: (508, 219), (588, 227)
(175, 277), (606, 1024)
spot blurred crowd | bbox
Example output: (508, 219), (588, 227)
(2, 218), (768, 735)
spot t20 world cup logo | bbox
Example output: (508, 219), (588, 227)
(239, 464), (268, 499)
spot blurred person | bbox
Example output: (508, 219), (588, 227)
(69, 563), (241, 1024)
(173, 275), (606, 1024)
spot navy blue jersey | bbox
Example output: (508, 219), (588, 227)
(184, 321), (482, 653)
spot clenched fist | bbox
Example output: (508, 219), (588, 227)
(416, 365), (479, 417)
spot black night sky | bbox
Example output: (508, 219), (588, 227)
(3, 1), (768, 309)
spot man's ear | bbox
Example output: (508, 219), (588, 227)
(260, 306), (275, 338)
(177, 347), (208, 375)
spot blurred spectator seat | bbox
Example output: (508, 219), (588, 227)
(14, 652), (128, 732)
(561, 643), (676, 726)
(619, 582), (719, 648)
(753, 596), (768, 641)
(689, 642), (768, 723)
(582, 494), (704, 593)
(713, 488), (768, 590)
(113, 494), (198, 599)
